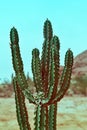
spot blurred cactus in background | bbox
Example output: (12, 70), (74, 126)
(10, 19), (73, 130)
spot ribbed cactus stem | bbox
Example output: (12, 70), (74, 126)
(34, 104), (41, 130)
(10, 27), (35, 103)
(49, 103), (57, 130)
(13, 77), (31, 130)
(47, 36), (60, 100)
(32, 48), (43, 93)
(41, 19), (53, 96)
(52, 49), (73, 104)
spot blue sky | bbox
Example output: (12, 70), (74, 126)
(0, 0), (87, 82)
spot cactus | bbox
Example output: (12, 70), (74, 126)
(10, 19), (73, 130)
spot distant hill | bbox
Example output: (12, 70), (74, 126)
(70, 50), (87, 96)
(72, 50), (87, 77)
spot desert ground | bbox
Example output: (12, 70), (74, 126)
(0, 96), (87, 130)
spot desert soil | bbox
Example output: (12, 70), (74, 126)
(0, 96), (87, 130)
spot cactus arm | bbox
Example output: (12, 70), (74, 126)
(41, 19), (53, 95)
(10, 27), (24, 75)
(10, 27), (27, 89)
(13, 77), (31, 130)
(32, 48), (43, 93)
(53, 67), (71, 103)
(41, 40), (50, 94)
(49, 103), (57, 130)
(52, 49), (73, 103)
(10, 27), (35, 103)
(47, 36), (60, 101)
(41, 36), (60, 105)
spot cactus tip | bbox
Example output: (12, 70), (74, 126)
(10, 26), (19, 44)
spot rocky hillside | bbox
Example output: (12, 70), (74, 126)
(72, 50), (87, 77)
(69, 50), (87, 96)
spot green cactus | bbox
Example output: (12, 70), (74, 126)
(10, 19), (73, 130)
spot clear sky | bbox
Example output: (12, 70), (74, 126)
(0, 0), (87, 83)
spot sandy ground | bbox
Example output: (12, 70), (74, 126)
(0, 96), (87, 130)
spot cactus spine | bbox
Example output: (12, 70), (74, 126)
(10, 19), (73, 130)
